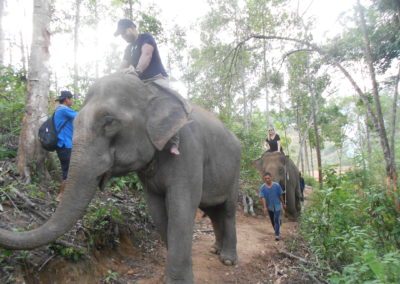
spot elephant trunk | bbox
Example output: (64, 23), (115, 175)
(0, 155), (100, 250)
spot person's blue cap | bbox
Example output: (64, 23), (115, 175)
(114, 19), (136, 36)
(55, 90), (73, 102)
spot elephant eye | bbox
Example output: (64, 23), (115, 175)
(104, 116), (114, 126)
(102, 115), (121, 137)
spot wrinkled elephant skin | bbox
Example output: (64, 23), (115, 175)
(0, 74), (241, 284)
(252, 152), (301, 219)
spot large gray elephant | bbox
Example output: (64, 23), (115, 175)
(0, 74), (241, 284)
(252, 152), (301, 219)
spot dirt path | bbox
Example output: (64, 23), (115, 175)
(137, 196), (304, 283)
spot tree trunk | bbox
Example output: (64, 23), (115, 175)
(263, 40), (270, 127)
(311, 92), (322, 188)
(390, 65), (400, 164)
(365, 111), (372, 167)
(390, 65), (400, 202)
(355, 103), (367, 171)
(337, 146), (343, 174)
(304, 139), (310, 176)
(19, 30), (27, 75)
(127, 0), (133, 19)
(306, 57), (322, 188)
(16, 0), (51, 183)
(0, 0), (5, 66)
(73, 0), (82, 94)
(310, 143), (314, 179)
(241, 73), (249, 132)
(299, 136), (304, 174)
(94, 0), (99, 79)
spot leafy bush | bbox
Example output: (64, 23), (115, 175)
(49, 244), (85, 262)
(109, 173), (143, 193)
(301, 167), (400, 283)
(303, 174), (318, 188)
(83, 199), (125, 248)
(0, 66), (26, 158)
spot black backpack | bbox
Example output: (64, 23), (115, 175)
(38, 110), (68, 152)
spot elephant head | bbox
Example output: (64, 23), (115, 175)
(252, 152), (301, 219)
(0, 74), (191, 249)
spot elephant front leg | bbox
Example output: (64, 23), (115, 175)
(165, 192), (197, 284)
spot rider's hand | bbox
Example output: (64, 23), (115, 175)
(120, 66), (137, 75)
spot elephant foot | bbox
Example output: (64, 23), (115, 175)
(223, 259), (233, 265)
(210, 244), (221, 255)
(220, 251), (237, 266)
(220, 253), (237, 266)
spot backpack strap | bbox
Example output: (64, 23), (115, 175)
(53, 107), (70, 134)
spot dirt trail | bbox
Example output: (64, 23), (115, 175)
(137, 195), (304, 283)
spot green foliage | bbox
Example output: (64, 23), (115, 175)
(301, 167), (400, 282)
(84, 200), (124, 232)
(83, 199), (125, 248)
(139, 10), (164, 41)
(108, 174), (149, 222)
(0, 249), (14, 264)
(103, 270), (120, 283)
(109, 173), (143, 193)
(0, 249), (29, 283)
(0, 66), (26, 159)
(229, 110), (266, 181)
(49, 244), (85, 262)
(303, 174), (318, 188)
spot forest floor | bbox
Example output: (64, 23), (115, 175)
(1, 157), (317, 284)
(32, 188), (316, 284)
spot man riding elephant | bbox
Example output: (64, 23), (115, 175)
(114, 18), (182, 156)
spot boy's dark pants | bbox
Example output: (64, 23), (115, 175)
(268, 209), (281, 237)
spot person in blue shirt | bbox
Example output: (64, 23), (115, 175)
(259, 172), (286, 240)
(114, 19), (181, 156)
(54, 91), (78, 201)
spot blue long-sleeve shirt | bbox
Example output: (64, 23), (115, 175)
(54, 105), (77, 149)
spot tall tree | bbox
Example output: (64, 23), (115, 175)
(73, 0), (82, 93)
(356, 0), (397, 186)
(0, 0), (5, 66)
(17, 0), (51, 183)
(307, 57), (322, 188)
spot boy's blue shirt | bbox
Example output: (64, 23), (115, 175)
(54, 105), (77, 149)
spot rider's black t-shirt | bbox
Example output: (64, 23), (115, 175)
(266, 134), (281, 152)
(123, 33), (168, 80)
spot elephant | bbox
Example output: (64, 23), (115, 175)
(0, 74), (241, 284)
(252, 152), (301, 219)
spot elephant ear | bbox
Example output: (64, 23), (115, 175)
(146, 85), (192, 151)
(252, 157), (265, 177)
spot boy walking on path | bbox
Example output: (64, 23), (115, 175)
(259, 172), (286, 240)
